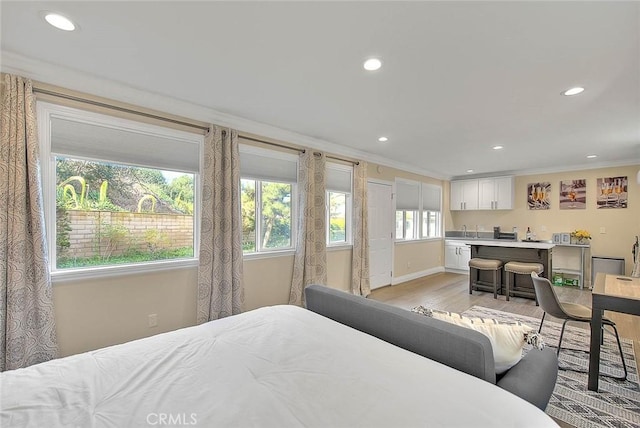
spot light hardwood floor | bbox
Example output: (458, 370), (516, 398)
(370, 272), (640, 373)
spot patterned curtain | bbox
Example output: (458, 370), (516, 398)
(0, 73), (57, 371)
(351, 161), (371, 296)
(197, 125), (244, 323)
(289, 150), (327, 306)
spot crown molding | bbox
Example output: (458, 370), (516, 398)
(451, 158), (640, 181)
(1, 50), (446, 180)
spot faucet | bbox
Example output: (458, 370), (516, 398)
(462, 225), (467, 237)
(475, 225), (479, 238)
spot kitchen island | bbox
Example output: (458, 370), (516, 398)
(464, 240), (554, 300)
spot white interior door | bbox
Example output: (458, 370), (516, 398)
(368, 181), (393, 289)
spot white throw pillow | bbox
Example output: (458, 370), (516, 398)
(412, 307), (544, 374)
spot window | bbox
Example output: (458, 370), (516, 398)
(241, 179), (293, 252)
(395, 180), (420, 240)
(421, 183), (442, 239)
(38, 102), (202, 277)
(240, 146), (297, 254)
(326, 163), (352, 246)
(395, 179), (442, 240)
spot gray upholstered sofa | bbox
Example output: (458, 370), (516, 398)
(304, 285), (558, 410)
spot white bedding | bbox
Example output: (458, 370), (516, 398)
(1, 305), (556, 427)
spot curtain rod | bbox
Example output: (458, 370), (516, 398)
(328, 155), (359, 165)
(240, 137), (358, 165)
(239, 135), (304, 153)
(33, 87), (359, 165)
(32, 87), (211, 132)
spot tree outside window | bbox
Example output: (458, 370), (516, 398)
(328, 191), (347, 243)
(241, 179), (293, 253)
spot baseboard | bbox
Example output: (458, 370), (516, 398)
(392, 266), (446, 285)
(444, 267), (471, 275)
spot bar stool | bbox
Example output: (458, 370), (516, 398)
(469, 258), (503, 299)
(505, 262), (543, 303)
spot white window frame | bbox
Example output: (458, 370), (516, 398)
(326, 163), (353, 248)
(395, 179), (442, 242)
(395, 179), (420, 241)
(396, 209), (419, 240)
(239, 145), (298, 257)
(421, 183), (443, 239)
(37, 102), (203, 281)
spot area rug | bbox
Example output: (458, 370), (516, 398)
(461, 306), (640, 428)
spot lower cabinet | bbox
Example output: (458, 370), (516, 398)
(445, 241), (471, 272)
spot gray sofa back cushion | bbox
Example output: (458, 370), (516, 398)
(304, 285), (496, 384)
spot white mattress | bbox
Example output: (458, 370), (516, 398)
(1, 305), (556, 427)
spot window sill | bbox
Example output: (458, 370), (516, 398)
(327, 244), (353, 252)
(243, 250), (296, 261)
(394, 237), (443, 245)
(51, 258), (199, 283)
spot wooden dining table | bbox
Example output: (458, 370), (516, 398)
(589, 273), (640, 391)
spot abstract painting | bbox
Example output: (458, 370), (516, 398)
(559, 179), (586, 210)
(527, 182), (550, 210)
(597, 176), (627, 209)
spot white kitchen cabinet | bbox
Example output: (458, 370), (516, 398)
(478, 176), (514, 210)
(445, 241), (471, 272)
(450, 180), (479, 211)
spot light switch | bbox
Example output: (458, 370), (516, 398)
(148, 313), (158, 327)
(599, 227), (606, 234)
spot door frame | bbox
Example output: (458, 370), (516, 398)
(367, 178), (395, 288)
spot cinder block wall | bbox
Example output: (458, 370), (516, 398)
(63, 211), (193, 258)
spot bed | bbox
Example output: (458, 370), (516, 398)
(1, 305), (556, 427)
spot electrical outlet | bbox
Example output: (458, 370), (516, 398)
(599, 227), (606, 234)
(148, 313), (158, 328)
(407, 261), (411, 269)
(540, 225), (547, 232)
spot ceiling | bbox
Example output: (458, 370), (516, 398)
(2, 1), (639, 179)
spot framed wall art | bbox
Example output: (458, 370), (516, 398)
(527, 182), (550, 210)
(559, 179), (586, 209)
(597, 176), (627, 209)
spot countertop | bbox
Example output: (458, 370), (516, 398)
(460, 239), (555, 249)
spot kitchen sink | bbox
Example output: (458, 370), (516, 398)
(445, 231), (508, 241)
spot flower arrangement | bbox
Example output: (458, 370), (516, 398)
(571, 229), (591, 240)
(571, 229), (591, 244)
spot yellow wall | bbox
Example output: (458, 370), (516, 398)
(450, 165), (640, 275)
(393, 241), (443, 277)
(54, 160), (636, 358)
(53, 267), (198, 357)
(52, 160), (443, 357)
(54, 248), (354, 357)
(367, 163), (446, 279)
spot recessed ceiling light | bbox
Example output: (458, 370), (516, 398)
(492, 145), (504, 150)
(44, 12), (76, 31)
(563, 87), (584, 96)
(466, 169), (474, 173)
(378, 136), (388, 142)
(586, 154), (598, 159)
(363, 58), (382, 71)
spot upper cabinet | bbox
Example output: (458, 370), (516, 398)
(478, 176), (514, 210)
(452, 176), (513, 211)
(450, 180), (479, 211)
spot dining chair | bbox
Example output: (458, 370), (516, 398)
(530, 272), (627, 380)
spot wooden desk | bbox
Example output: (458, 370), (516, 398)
(588, 273), (640, 391)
